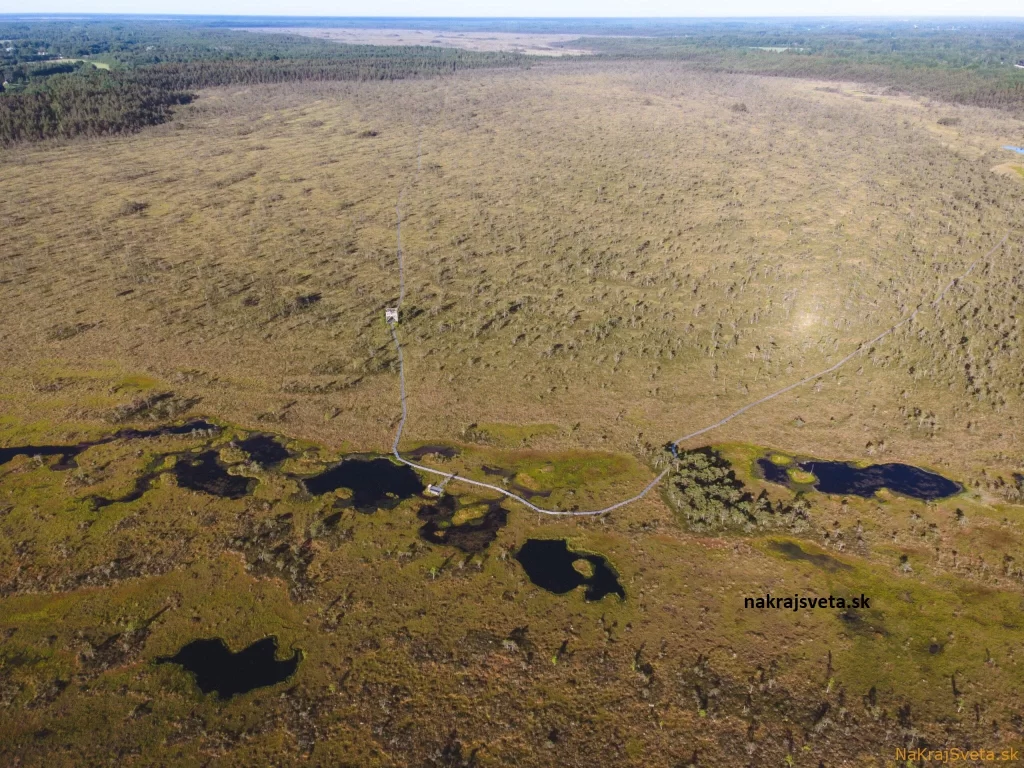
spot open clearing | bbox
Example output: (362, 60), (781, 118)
(235, 26), (595, 55)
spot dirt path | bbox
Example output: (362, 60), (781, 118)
(384, 146), (1007, 515)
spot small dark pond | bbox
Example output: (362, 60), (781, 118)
(174, 451), (253, 498)
(0, 419), (217, 470)
(756, 458), (791, 485)
(757, 456), (960, 501)
(406, 444), (459, 460)
(157, 636), (300, 700)
(418, 496), (508, 553)
(0, 444), (82, 470)
(515, 539), (625, 601)
(803, 461), (960, 500)
(302, 457), (424, 512)
(481, 465), (512, 477)
(236, 435), (290, 466)
(93, 442), (250, 508)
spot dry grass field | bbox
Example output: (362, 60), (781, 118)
(2, 59), (1024, 765)
(236, 27), (594, 55)
(2, 62), (1022, 482)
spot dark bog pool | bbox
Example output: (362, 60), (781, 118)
(0, 419), (217, 470)
(0, 444), (84, 470)
(157, 636), (299, 699)
(406, 444), (459, 460)
(174, 451), (253, 498)
(515, 539), (625, 601)
(236, 435), (290, 466)
(756, 458), (792, 484)
(418, 497), (508, 553)
(302, 457), (424, 512)
(802, 461), (959, 500)
(758, 456), (960, 500)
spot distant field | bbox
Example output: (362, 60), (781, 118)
(234, 26), (595, 56)
(60, 57), (111, 69)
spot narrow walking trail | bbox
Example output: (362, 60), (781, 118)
(385, 176), (1006, 515)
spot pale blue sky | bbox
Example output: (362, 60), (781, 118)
(20, 0), (1024, 18)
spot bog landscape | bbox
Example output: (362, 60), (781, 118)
(1, 15), (1024, 766)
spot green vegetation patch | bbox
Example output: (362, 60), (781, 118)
(450, 504), (488, 526)
(462, 421), (562, 447)
(480, 448), (640, 492)
(787, 467), (817, 485)
(659, 446), (810, 533)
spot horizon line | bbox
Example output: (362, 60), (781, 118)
(3, 13), (1024, 20)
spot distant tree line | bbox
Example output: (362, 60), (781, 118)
(4, 16), (1023, 144)
(127, 47), (523, 90)
(0, 69), (192, 144)
(582, 36), (1024, 113)
(0, 22), (526, 146)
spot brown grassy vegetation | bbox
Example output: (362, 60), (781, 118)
(239, 27), (594, 56)
(2, 62), (1023, 480)
(2, 60), (1024, 765)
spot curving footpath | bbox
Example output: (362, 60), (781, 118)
(387, 187), (1006, 516)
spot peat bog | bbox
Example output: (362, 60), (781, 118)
(174, 451), (253, 499)
(417, 495), (509, 552)
(92, 449), (255, 508)
(515, 538), (625, 601)
(235, 434), (290, 466)
(0, 419), (217, 470)
(156, 636), (300, 699)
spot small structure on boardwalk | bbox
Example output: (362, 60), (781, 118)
(385, 307), (399, 324)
